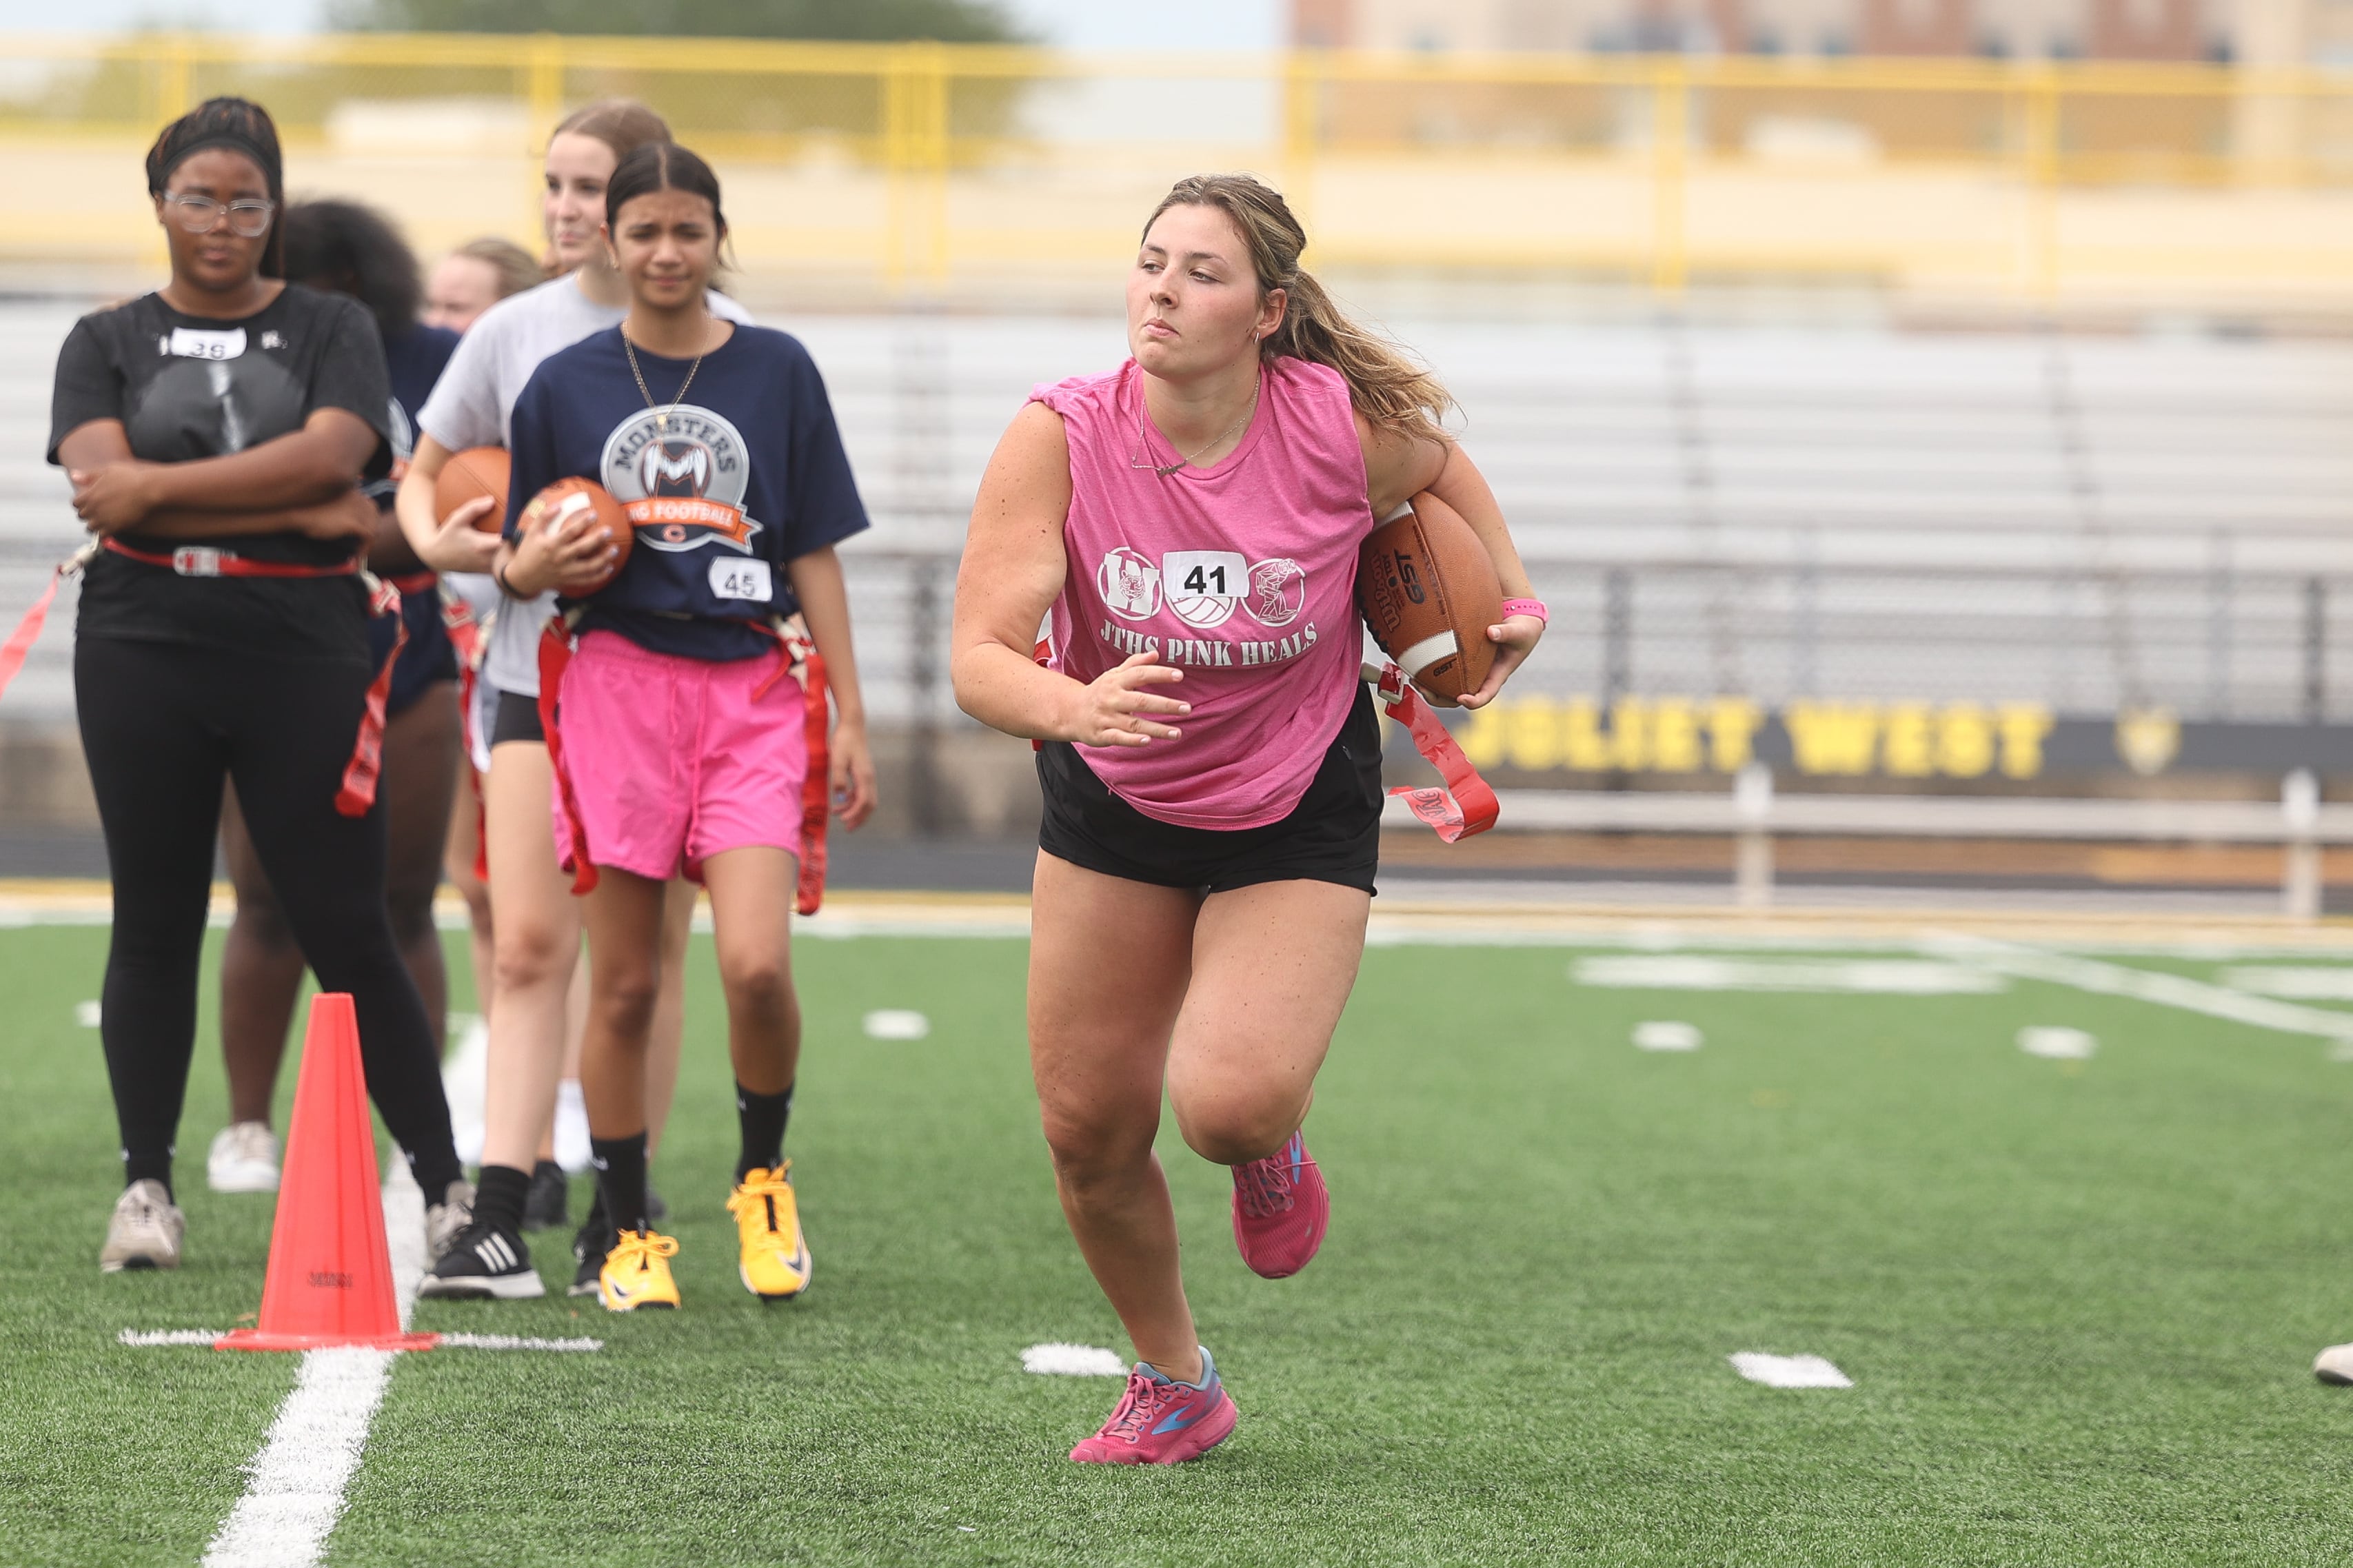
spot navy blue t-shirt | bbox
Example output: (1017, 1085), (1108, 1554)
(374, 323), (461, 503)
(505, 324), (868, 662)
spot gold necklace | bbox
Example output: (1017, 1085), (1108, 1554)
(1131, 375), (1260, 478)
(622, 318), (718, 430)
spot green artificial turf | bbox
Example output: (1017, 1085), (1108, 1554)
(8, 925), (2353, 1564)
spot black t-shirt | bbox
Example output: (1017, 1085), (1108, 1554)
(46, 285), (394, 661)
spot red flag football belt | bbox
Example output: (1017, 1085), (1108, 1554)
(1371, 661), (1499, 842)
(0, 540), (404, 817)
(538, 616), (833, 915)
(435, 582), (491, 885)
(1024, 622), (1495, 842)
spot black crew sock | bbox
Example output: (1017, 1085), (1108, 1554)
(409, 1143), (465, 1200)
(734, 1083), (794, 1182)
(590, 1132), (651, 1234)
(123, 1150), (173, 1203)
(472, 1163), (532, 1236)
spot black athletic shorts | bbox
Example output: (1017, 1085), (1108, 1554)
(1037, 684), (1382, 895)
(489, 688), (544, 747)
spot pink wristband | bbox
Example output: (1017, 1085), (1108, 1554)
(1501, 597), (1548, 624)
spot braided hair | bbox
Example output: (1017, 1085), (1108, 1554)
(145, 96), (285, 278)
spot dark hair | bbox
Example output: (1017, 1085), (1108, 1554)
(281, 199), (421, 336)
(1144, 174), (1452, 440)
(145, 96), (285, 279)
(605, 143), (728, 241)
(552, 99), (672, 167)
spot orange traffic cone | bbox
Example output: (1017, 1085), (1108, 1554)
(218, 993), (439, 1352)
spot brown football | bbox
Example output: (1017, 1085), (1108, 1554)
(434, 445), (511, 533)
(518, 477), (633, 595)
(1356, 491), (1502, 706)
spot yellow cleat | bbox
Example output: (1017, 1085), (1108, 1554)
(727, 1163), (812, 1301)
(596, 1229), (680, 1313)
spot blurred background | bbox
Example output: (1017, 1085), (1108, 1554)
(6, 0), (2353, 912)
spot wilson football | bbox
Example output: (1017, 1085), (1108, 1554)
(1356, 491), (1502, 706)
(518, 477), (632, 595)
(434, 445), (510, 533)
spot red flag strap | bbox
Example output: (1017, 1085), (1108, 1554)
(334, 576), (407, 817)
(1371, 661), (1499, 842)
(0, 554), (79, 709)
(747, 618), (831, 917)
(796, 652), (831, 917)
(537, 615), (599, 896)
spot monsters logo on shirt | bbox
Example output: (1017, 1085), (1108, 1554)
(599, 405), (759, 555)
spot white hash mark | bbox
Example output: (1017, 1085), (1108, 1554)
(1729, 1352), (1853, 1389)
(863, 1009), (931, 1040)
(2017, 1026), (2097, 1060)
(1021, 1343), (1129, 1377)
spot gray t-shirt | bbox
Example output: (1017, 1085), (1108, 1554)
(417, 273), (754, 698)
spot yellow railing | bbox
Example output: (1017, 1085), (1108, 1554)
(8, 32), (2353, 301)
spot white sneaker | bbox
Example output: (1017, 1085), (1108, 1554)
(206, 1121), (280, 1194)
(2316, 1343), (2353, 1384)
(101, 1181), (184, 1272)
(426, 1178), (476, 1264)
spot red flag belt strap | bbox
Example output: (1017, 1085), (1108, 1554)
(0, 541), (401, 818)
(334, 576), (407, 817)
(101, 537), (364, 579)
(438, 585), (489, 885)
(1371, 661), (1499, 842)
(537, 615), (599, 896)
(539, 615), (832, 914)
(749, 622), (830, 917)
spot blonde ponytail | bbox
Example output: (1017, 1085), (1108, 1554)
(1143, 174), (1453, 443)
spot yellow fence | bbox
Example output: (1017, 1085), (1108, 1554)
(10, 32), (2353, 303)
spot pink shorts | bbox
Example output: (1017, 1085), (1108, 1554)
(552, 630), (807, 882)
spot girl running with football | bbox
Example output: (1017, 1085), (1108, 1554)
(500, 142), (873, 1312)
(400, 101), (753, 1300)
(49, 97), (467, 1270)
(951, 173), (1542, 1461)
(207, 197), (465, 1197)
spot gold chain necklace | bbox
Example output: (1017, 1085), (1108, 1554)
(622, 318), (718, 430)
(1131, 374), (1260, 478)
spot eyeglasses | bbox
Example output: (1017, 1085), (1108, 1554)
(160, 192), (276, 239)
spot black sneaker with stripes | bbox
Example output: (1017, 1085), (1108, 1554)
(417, 1219), (545, 1300)
(570, 1188), (616, 1299)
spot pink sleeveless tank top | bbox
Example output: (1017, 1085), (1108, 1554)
(1031, 356), (1373, 831)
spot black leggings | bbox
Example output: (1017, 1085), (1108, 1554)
(74, 635), (461, 1197)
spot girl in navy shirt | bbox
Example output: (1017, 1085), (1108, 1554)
(497, 143), (875, 1311)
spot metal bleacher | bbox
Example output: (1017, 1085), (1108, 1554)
(3, 300), (2351, 727)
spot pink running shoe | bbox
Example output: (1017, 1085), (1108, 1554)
(1231, 1131), (1328, 1279)
(1069, 1349), (1239, 1465)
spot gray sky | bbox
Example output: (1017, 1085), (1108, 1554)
(19, 0), (1284, 45)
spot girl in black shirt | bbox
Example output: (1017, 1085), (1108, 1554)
(47, 97), (467, 1272)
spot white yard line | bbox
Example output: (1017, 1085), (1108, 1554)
(1928, 936), (2353, 1045)
(1573, 954), (2008, 994)
(199, 1177), (427, 1568)
(437, 1333), (603, 1352)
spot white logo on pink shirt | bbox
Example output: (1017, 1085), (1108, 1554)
(1245, 558), (1305, 627)
(1098, 547), (1160, 620)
